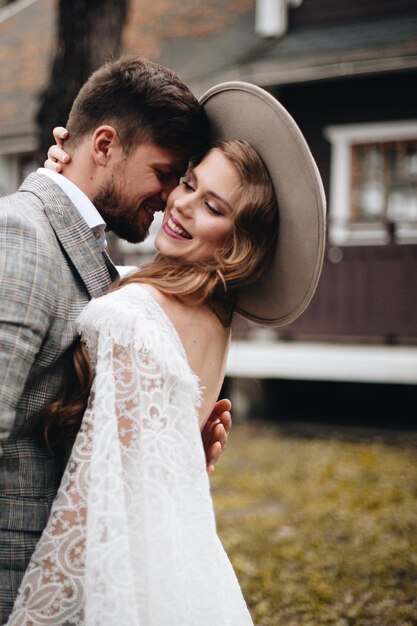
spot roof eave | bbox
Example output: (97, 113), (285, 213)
(190, 48), (417, 95)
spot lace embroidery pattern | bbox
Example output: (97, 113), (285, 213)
(7, 286), (253, 626)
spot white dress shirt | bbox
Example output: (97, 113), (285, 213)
(37, 168), (107, 251)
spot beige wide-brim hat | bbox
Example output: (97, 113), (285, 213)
(199, 81), (326, 327)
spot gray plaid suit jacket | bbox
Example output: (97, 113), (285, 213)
(0, 172), (118, 621)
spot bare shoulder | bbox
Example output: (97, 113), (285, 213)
(137, 284), (224, 337)
(137, 283), (169, 308)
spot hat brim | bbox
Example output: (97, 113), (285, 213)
(199, 81), (326, 327)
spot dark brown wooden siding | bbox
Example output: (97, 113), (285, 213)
(287, 244), (417, 340)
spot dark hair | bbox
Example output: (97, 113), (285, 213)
(66, 55), (210, 160)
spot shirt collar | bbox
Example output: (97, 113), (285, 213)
(37, 168), (106, 230)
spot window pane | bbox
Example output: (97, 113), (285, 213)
(351, 139), (417, 223)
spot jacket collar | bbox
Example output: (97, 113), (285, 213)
(19, 173), (119, 298)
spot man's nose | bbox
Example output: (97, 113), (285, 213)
(160, 179), (178, 204)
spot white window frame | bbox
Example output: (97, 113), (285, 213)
(325, 121), (417, 246)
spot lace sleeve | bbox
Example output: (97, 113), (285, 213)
(6, 287), (253, 626)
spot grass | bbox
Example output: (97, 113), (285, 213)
(211, 421), (417, 626)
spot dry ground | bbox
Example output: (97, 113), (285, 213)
(211, 420), (417, 626)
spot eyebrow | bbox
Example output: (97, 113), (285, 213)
(188, 168), (234, 212)
(156, 163), (184, 180)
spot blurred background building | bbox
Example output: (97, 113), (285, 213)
(1, 0), (417, 420)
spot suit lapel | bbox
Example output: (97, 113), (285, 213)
(20, 173), (119, 299)
(102, 250), (120, 283)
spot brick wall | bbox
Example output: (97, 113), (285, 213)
(124, 0), (253, 59)
(0, 0), (56, 144)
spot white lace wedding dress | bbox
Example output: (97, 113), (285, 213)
(6, 285), (253, 626)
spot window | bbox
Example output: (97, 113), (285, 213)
(325, 122), (417, 245)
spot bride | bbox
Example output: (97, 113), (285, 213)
(5, 82), (325, 625)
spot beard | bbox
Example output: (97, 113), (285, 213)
(93, 181), (153, 244)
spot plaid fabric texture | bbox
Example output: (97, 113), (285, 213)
(0, 173), (116, 622)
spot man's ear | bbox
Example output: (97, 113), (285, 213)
(91, 126), (122, 166)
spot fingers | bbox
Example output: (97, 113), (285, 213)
(220, 409), (232, 435)
(213, 421), (228, 449)
(204, 398), (232, 475)
(208, 398), (232, 421)
(52, 126), (68, 147)
(44, 146), (70, 172)
(205, 420), (229, 475)
(44, 127), (70, 172)
(44, 158), (63, 172)
(49, 145), (70, 163)
(207, 441), (222, 474)
(209, 408), (231, 440)
(215, 398), (232, 414)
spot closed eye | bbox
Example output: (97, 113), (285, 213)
(156, 170), (176, 184)
(180, 176), (195, 192)
(205, 201), (223, 216)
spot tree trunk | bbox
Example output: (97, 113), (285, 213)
(35, 0), (130, 163)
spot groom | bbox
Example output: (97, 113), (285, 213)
(0, 56), (231, 622)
